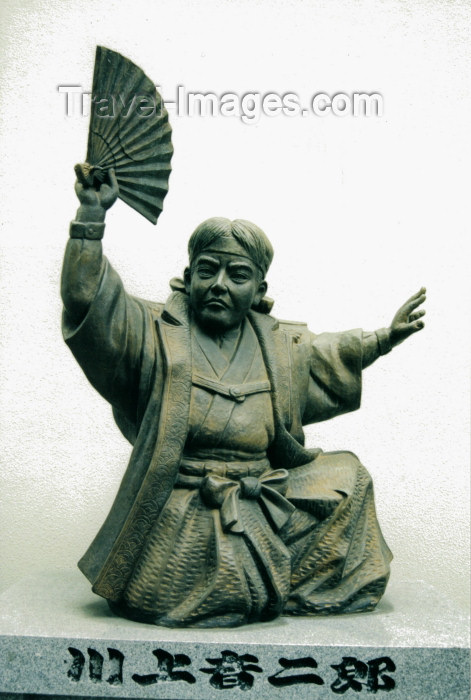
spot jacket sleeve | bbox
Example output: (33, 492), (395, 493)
(302, 328), (364, 425)
(62, 257), (155, 428)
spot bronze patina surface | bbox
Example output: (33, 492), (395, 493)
(61, 49), (425, 628)
(62, 176), (425, 628)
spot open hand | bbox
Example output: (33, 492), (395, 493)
(389, 287), (426, 348)
(74, 168), (119, 223)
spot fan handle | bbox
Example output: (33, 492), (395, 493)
(74, 163), (108, 189)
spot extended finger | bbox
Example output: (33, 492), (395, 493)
(409, 309), (426, 322)
(406, 287), (426, 303)
(405, 319), (425, 333)
(402, 292), (426, 316)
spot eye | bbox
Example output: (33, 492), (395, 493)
(197, 265), (216, 278)
(229, 268), (252, 283)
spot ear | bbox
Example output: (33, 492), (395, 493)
(253, 280), (268, 306)
(184, 267), (191, 293)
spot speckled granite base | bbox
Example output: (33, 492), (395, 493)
(0, 571), (469, 699)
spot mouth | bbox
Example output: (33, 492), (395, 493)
(205, 298), (228, 309)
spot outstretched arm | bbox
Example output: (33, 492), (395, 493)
(303, 289), (426, 424)
(61, 169), (119, 325)
(362, 288), (426, 367)
(61, 169), (153, 427)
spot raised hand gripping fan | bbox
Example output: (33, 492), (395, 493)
(75, 46), (173, 224)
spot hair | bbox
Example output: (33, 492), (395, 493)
(188, 217), (274, 278)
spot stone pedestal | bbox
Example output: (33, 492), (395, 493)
(0, 571), (469, 699)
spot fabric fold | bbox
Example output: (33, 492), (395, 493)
(194, 469), (295, 535)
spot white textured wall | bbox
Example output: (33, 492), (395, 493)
(0, 0), (469, 612)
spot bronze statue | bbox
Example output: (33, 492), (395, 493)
(61, 48), (425, 628)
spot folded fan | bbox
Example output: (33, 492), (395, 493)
(75, 46), (173, 224)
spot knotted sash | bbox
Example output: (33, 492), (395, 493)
(176, 466), (295, 535)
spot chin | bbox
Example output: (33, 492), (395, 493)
(196, 310), (238, 333)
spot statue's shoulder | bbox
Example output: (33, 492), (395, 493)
(129, 290), (190, 326)
(144, 299), (166, 317)
(250, 308), (310, 339)
(276, 317), (312, 345)
(129, 295), (166, 318)
(277, 317), (308, 331)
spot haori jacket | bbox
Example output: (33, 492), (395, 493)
(63, 258), (366, 601)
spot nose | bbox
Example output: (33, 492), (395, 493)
(211, 269), (227, 294)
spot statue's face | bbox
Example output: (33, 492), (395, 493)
(185, 240), (267, 333)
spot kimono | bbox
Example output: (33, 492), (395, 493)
(63, 258), (392, 627)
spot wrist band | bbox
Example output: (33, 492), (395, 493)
(69, 221), (105, 240)
(375, 327), (392, 355)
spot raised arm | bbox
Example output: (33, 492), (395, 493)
(61, 169), (155, 434)
(61, 169), (119, 324)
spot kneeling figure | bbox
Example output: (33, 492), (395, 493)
(61, 171), (425, 627)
